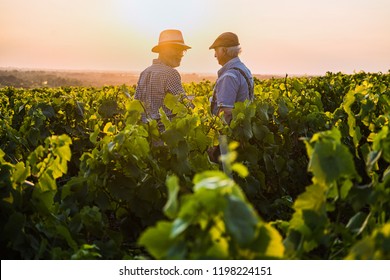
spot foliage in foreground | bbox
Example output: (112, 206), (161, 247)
(1, 71), (390, 259)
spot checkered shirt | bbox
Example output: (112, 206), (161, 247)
(134, 59), (185, 121)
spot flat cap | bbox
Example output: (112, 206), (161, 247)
(209, 32), (240, 49)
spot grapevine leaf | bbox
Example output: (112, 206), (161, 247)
(163, 175), (180, 219)
(346, 212), (369, 236)
(3, 212), (25, 240)
(223, 196), (257, 246)
(98, 100), (119, 118)
(126, 100), (144, 124)
(170, 218), (190, 238)
(306, 128), (358, 185)
(12, 162), (30, 185)
(231, 162), (249, 178)
(138, 221), (176, 259)
(56, 225), (78, 251)
(37, 171), (57, 191)
(278, 99), (289, 118)
(346, 223), (390, 260)
(254, 223), (285, 258)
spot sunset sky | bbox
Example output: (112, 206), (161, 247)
(1, 0), (389, 75)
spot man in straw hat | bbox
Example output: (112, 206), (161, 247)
(209, 32), (254, 124)
(134, 29), (191, 131)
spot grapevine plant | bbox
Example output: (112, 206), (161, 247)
(0, 71), (390, 259)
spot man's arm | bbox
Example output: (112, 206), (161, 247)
(217, 107), (233, 124)
(166, 69), (185, 95)
(214, 72), (239, 124)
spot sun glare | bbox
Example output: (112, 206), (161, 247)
(116, 0), (211, 35)
(112, 0), (219, 72)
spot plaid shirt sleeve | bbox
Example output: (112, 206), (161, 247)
(165, 69), (185, 95)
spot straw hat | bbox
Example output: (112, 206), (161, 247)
(152, 29), (191, 53)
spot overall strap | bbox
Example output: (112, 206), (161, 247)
(231, 67), (254, 100)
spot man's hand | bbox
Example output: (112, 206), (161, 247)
(207, 146), (220, 163)
(218, 107), (233, 124)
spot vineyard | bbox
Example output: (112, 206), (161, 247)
(1, 71), (390, 260)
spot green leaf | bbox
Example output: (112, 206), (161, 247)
(252, 123), (270, 141)
(346, 223), (390, 260)
(343, 90), (362, 150)
(162, 129), (183, 147)
(191, 127), (210, 152)
(170, 218), (190, 238)
(36, 103), (55, 118)
(55, 135), (72, 160)
(164, 93), (187, 117)
(294, 184), (326, 213)
(103, 122), (115, 135)
(56, 225), (78, 251)
(340, 179), (353, 200)
(37, 171), (57, 191)
(71, 244), (101, 260)
(138, 183), (161, 203)
(254, 223), (285, 258)
(0, 149), (5, 161)
(163, 175), (180, 219)
(90, 124), (100, 144)
(108, 174), (133, 201)
(163, 93), (178, 109)
(193, 171), (235, 191)
(51, 157), (66, 179)
(98, 100), (120, 118)
(289, 184), (326, 236)
(12, 162), (30, 185)
(256, 103), (269, 122)
(32, 187), (55, 214)
(373, 126), (390, 163)
(3, 212), (25, 240)
(132, 135), (150, 159)
(223, 196), (258, 246)
(306, 128), (358, 185)
(26, 127), (40, 147)
(231, 163), (249, 177)
(176, 140), (189, 161)
(346, 212), (370, 236)
(278, 99), (289, 118)
(138, 221), (176, 259)
(366, 150), (381, 173)
(80, 206), (103, 232)
(126, 100), (144, 124)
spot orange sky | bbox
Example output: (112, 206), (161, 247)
(1, 0), (389, 75)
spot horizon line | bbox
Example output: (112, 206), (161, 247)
(0, 66), (310, 77)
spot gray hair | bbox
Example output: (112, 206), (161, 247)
(225, 45), (242, 57)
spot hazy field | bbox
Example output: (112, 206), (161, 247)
(0, 69), (283, 88)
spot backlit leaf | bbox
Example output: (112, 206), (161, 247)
(163, 175), (180, 219)
(224, 196), (258, 246)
